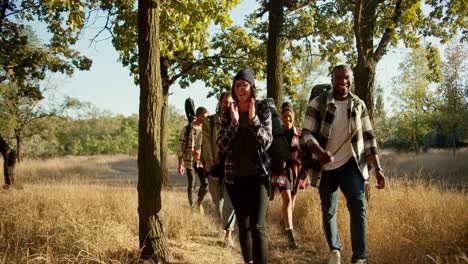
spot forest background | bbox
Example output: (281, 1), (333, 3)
(1, 1), (466, 160)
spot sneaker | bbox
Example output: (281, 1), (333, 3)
(353, 259), (366, 264)
(224, 237), (235, 248)
(328, 249), (341, 264)
(287, 229), (298, 249)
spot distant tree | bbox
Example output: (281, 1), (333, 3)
(0, 81), (80, 162)
(392, 47), (437, 153)
(436, 39), (468, 154)
(167, 105), (186, 154)
(0, 1), (92, 185)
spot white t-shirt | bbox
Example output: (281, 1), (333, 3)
(322, 100), (353, 171)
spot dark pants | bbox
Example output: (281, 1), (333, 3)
(226, 174), (269, 264)
(186, 163), (208, 207)
(319, 159), (367, 263)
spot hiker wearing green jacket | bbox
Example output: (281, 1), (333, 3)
(202, 91), (236, 248)
(302, 65), (386, 264)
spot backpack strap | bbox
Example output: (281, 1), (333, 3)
(318, 91), (328, 124)
(184, 124), (191, 150)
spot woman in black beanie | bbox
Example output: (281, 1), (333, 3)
(217, 68), (273, 264)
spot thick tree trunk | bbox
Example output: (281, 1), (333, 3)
(353, 0), (379, 120)
(266, 0), (284, 108)
(354, 60), (376, 118)
(0, 135), (16, 186)
(137, 0), (169, 262)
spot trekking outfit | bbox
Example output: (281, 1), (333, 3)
(303, 90), (379, 263)
(201, 112), (236, 233)
(218, 101), (272, 264)
(177, 122), (208, 208)
(218, 67), (272, 264)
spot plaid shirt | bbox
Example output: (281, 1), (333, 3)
(302, 90), (379, 187)
(177, 122), (203, 169)
(217, 102), (273, 184)
(272, 126), (310, 190)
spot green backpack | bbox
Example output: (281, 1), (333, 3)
(262, 98), (289, 174)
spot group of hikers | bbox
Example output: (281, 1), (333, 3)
(176, 65), (386, 264)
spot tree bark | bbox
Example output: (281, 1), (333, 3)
(137, 0), (169, 262)
(353, 0), (379, 119)
(14, 129), (22, 163)
(266, 0), (284, 108)
(354, 60), (376, 118)
(0, 135), (16, 186)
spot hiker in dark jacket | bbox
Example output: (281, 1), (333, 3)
(202, 91), (236, 248)
(271, 102), (310, 249)
(177, 107), (209, 211)
(302, 65), (386, 264)
(217, 68), (272, 264)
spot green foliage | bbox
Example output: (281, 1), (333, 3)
(430, 39), (468, 150)
(16, 103), (188, 158)
(108, 0), (241, 88)
(390, 47), (438, 152)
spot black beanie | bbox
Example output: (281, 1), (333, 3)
(234, 68), (255, 87)
(232, 67), (256, 100)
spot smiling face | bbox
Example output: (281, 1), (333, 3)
(281, 109), (294, 130)
(219, 94), (234, 113)
(233, 79), (253, 104)
(331, 66), (354, 101)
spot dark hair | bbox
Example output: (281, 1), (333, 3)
(331, 64), (353, 78)
(281, 102), (294, 115)
(216, 91), (232, 113)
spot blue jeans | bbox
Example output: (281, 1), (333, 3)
(319, 159), (367, 262)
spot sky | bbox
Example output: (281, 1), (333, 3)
(44, 0), (405, 117)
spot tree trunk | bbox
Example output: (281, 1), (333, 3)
(0, 135), (16, 186)
(137, 0), (169, 262)
(266, 0), (284, 109)
(14, 129), (22, 163)
(354, 60), (376, 119)
(353, 0), (379, 119)
(160, 82), (169, 187)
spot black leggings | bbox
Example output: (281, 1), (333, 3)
(226, 174), (269, 264)
(186, 164), (208, 207)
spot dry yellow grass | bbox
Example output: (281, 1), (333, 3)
(0, 151), (467, 264)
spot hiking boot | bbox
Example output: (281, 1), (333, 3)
(287, 229), (298, 249)
(353, 259), (366, 264)
(224, 237), (235, 248)
(328, 249), (341, 264)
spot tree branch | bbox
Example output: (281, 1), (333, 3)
(256, 1), (270, 18)
(374, 0), (403, 62)
(89, 9), (115, 46)
(3, 1), (40, 19)
(284, 0), (315, 12)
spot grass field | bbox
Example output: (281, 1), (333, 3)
(0, 150), (467, 263)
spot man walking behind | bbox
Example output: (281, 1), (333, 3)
(177, 107), (209, 212)
(302, 65), (386, 264)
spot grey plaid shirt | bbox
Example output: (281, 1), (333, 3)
(217, 102), (273, 184)
(302, 90), (379, 187)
